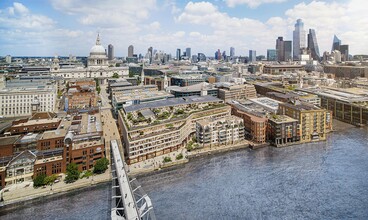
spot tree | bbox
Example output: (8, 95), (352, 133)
(94, 158), (109, 174)
(176, 153), (183, 160)
(33, 174), (46, 188)
(65, 163), (80, 183)
(44, 174), (58, 185)
(112, 72), (119, 78)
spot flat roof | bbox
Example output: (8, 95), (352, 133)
(167, 82), (216, 92)
(114, 90), (173, 103)
(249, 97), (281, 111)
(35, 155), (63, 165)
(11, 118), (60, 128)
(269, 115), (298, 124)
(124, 95), (223, 113)
(0, 135), (21, 146)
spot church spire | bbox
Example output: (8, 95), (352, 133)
(96, 32), (101, 45)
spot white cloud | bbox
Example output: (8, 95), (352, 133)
(0, 2), (55, 29)
(225, 0), (287, 8)
(149, 21), (161, 30)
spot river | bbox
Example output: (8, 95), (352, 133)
(1, 124), (368, 219)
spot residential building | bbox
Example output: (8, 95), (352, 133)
(217, 83), (257, 102)
(268, 115), (300, 147)
(278, 101), (329, 143)
(196, 115), (245, 147)
(229, 101), (269, 144)
(118, 96), (228, 164)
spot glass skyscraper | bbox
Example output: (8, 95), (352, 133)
(267, 49), (277, 61)
(249, 50), (256, 63)
(332, 35), (341, 51)
(293, 19), (306, 61)
(307, 29), (320, 61)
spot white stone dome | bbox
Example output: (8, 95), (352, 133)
(90, 44), (105, 54)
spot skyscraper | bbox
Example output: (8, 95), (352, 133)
(176, 48), (181, 60)
(186, 48), (191, 59)
(216, 49), (221, 60)
(276, 37), (284, 62)
(267, 49), (277, 61)
(230, 47), (235, 57)
(284, 41), (292, 61)
(340, 45), (349, 61)
(108, 44), (114, 60)
(148, 47), (153, 64)
(307, 29), (320, 61)
(128, 45), (134, 57)
(332, 35), (341, 52)
(249, 50), (256, 63)
(293, 19), (306, 61)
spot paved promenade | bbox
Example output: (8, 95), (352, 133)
(2, 168), (110, 206)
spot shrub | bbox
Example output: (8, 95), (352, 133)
(81, 170), (93, 179)
(94, 158), (109, 174)
(176, 153), (183, 160)
(163, 157), (172, 163)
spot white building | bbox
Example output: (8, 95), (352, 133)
(51, 34), (129, 84)
(0, 77), (57, 117)
(196, 115), (245, 147)
(5, 55), (11, 64)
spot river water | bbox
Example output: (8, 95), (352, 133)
(1, 125), (368, 220)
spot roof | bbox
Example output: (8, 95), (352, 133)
(124, 95), (223, 113)
(269, 115), (298, 124)
(30, 112), (57, 120)
(280, 101), (321, 111)
(167, 82), (216, 93)
(0, 135), (21, 146)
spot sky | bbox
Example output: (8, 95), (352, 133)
(0, 0), (367, 57)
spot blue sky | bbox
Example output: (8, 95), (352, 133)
(0, 0), (367, 57)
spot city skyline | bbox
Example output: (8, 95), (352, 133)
(0, 0), (367, 57)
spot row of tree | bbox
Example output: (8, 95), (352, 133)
(33, 158), (109, 187)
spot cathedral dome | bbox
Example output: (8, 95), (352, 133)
(89, 33), (106, 55)
(90, 44), (105, 54)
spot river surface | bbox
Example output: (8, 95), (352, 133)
(1, 125), (368, 220)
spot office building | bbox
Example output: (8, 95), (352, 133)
(167, 82), (218, 98)
(66, 79), (97, 111)
(186, 48), (191, 59)
(249, 50), (256, 63)
(340, 45), (349, 61)
(171, 74), (205, 87)
(332, 35), (341, 51)
(276, 37), (292, 61)
(267, 49), (277, 61)
(293, 19), (306, 61)
(307, 29), (320, 61)
(176, 49), (181, 60)
(128, 45), (134, 57)
(284, 41), (292, 61)
(230, 47), (235, 57)
(0, 77), (57, 117)
(5, 55), (11, 63)
(217, 83), (257, 102)
(108, 44), (114, 60)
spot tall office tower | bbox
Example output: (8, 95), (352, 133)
(340, 45), (349, 61)
(331, 35), (341, 52)
(108, 44), (114, 60)
(128, 45), (134, 57)
(276, 37), (285, 61)
(284, 41), (292, 61)
(230, 47), (235, 57)
(176, 48), (181, 60)
(293, 19), (306, 61)
(307, 29), (320, 61)
(186, 48), (191, 59)
(222, 51), (226, 60)
(217, 49), (222, 60)
(249, 50), (256, 63)
(148, 47), (153, 63)
(198, 53), (206, 62)
(267, 49), (277, 61)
